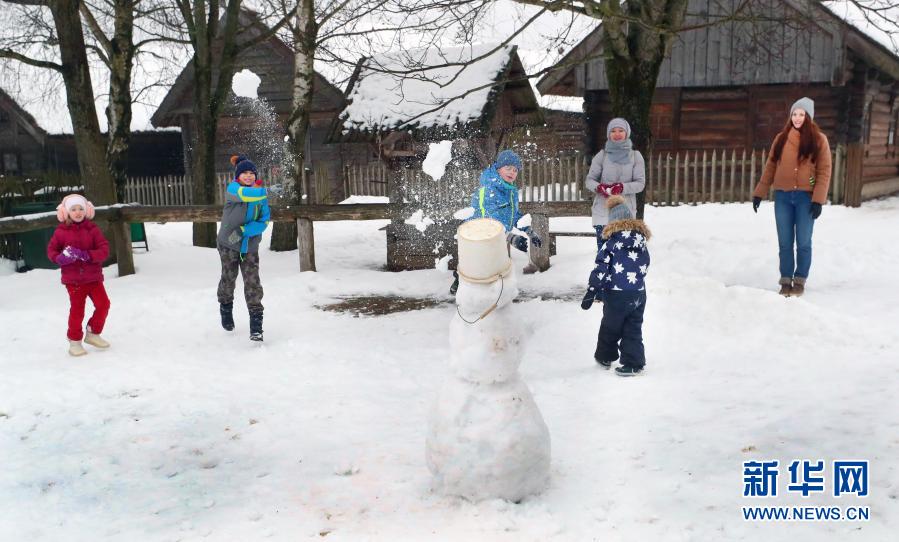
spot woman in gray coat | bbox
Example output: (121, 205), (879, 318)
(584, 118), (646, 250)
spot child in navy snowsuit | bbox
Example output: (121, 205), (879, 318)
(450, 150), (542, 294)
(216, 154), (271, 341)
(581, 195), (651, 376)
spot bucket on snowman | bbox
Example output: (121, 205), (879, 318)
(455, 218), (512, 323)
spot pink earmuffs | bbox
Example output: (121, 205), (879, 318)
(56, 194), (96, 222)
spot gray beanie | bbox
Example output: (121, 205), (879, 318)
(790, 97), (814, 120)
(606, 195), (633, 222)
(606, 118), (631, 139)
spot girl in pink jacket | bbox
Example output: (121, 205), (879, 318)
(46, 194), (111, 356)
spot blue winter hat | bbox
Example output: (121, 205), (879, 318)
(494, 149), (522, 171)
(790, 97), (814, 120)
(606, 195), (633, 222)
(231, 154), (258, 178)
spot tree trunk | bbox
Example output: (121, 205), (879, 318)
(600, 0), (688, 219)
(271, 0), (317, 253)
(106, 0), (135, 203)
(51, 0), (134, 276)
(52, 0), (116, 205)
(186, 0), (244, 248)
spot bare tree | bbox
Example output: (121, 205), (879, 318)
(261, 0), (497, 250)
(78, 0), (186, 201)
(0, 0), (136, 274)
(158, 1), (297, 247)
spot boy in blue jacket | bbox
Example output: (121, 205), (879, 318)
(581, 195), (651, 376)
(216, 155), (271, 341)
(450, 150), (541, 294)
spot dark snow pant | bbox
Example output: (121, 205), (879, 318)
(594, 225), (605, 252)
(217, 247), (264, 312)
(595, 290), (647, 369)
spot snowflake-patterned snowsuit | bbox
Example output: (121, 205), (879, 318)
(588, 218), (652, 370)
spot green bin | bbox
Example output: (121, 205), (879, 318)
(11, 202), (59, 271)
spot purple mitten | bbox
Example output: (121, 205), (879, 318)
(55, 251), (78, 266)
(64, 246), (91, 262)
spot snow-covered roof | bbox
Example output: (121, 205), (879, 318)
(822, 1), (899, 55)
(339, 44), (531, 135)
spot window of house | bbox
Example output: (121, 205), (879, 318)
(0, 110), (9, 124)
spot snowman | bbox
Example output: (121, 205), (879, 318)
(426, 218), (551, 502)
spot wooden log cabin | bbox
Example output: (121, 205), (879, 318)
(330, 44), (544, 270)
(0, 87), (47, 177)
(537, 0), (899, 205)
(150, 9), (370, 203)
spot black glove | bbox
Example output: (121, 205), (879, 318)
(508, 234), (528, 252)
(810, 202), (822, 219)
(752, 196), (761, 213)
(520, 226), (542, 248)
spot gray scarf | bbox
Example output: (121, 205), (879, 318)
(604, 138), (633, 165)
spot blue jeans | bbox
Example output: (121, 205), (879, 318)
(774, 190), (815, 279)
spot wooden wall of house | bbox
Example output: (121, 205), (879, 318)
(506, 109), (586, 157)
(584, 83), (846, 155)
(0, 108), (45, 175)
(860, 78), (899, 182)
(578, 0), (842, 92)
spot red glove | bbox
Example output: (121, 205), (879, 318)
(610, 183), (623, 195)
(597, 184), (611, 197)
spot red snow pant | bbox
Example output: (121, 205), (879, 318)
(65, 282), (110, 341)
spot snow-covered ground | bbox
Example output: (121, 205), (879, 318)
(1, 198), (897, 541)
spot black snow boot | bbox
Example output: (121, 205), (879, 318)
(249, 311), (263, 342)
(220, 303), (235, 331)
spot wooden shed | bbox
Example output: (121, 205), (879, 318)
(150, 9), (369, 203)
(0, 87), (47, 176)
(331, 44), (543, 270)
(538, 0), (899, 205)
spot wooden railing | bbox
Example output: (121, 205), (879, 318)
(0, 201), (588, 274)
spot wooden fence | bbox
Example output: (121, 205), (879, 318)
(341, 146), (849, 206)
(117, 146), (848, 207)
(122, 167), (323, 206)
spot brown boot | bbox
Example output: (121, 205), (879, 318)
(778, 277), (792, 297)
(791, 277), (805, 297)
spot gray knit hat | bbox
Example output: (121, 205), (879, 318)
(606, 118), (631, 139)
(790, 97), (814, 120)
(606, 195), (633, 222)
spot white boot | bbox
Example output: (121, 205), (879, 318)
(68, 340), (88, 357)
(84, 327), (110, 349)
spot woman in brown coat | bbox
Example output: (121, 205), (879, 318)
(752, 97), (832, 297)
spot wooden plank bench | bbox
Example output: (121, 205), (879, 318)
(548, 231), (596, 256)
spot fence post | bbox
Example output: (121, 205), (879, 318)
(297, 217), (316, 271)
(710, 150), (717, 203)
(673, 152), (680, 205)
(531, 213), (550, 271)
(110, 218), (135, 277)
